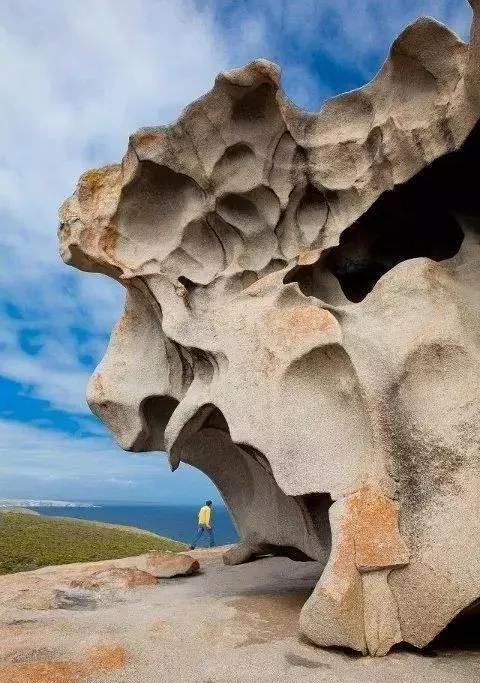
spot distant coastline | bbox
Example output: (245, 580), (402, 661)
(0, 499), (99, 508)
(31, 503), (238, 546)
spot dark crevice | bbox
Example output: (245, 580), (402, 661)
(391, 601), (480, 655)
(137, 395), (179, 452)
(203, 404), (229, 431)
(178, 275), (196, 295)
(428, 600), (480, 653)
(301, 492), (333, 541)
(285, 119), (480, 303)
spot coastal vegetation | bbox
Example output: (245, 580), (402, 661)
(0, 510), (186, 574)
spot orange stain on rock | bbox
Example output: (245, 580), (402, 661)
(86, 644), (127, 672)
(79, 166), (121, 194)
(268, 305), (337, 345)
(285, 306), (336, 335)
(0, 623), (29, 638)
(333, 484), (410, 572)
(0, 661), (79, 683)
(99, 223), (118, 256)
(349, 484), (409, 571)
(297, 249), (321, 266)
(132, 129), (165, 147)
(323, 484), (409, 594)
(0, 644), (127, 683)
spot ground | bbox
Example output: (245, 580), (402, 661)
(0, 548), (477, 682)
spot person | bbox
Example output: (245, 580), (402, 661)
(189, 500), (214, 549)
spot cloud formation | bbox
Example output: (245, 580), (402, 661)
(0, 418), (220, 502)
(0, 0), (230, 418)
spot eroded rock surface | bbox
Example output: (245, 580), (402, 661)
(70, 567), (158, 590)
(136, 551), (200, 578)
(0, 553), (200, 610)
(59, 1), (480, 655)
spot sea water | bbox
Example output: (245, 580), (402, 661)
(34, 504), (239, 546)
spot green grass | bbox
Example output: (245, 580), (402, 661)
(0, 511), (187, 574)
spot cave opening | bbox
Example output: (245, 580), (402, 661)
(166, 403), (332, 565)
(285, 120), (480, 303)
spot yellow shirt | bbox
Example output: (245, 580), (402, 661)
(198, 505), (211, 526)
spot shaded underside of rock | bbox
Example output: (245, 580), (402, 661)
(58, 0), (480, 655)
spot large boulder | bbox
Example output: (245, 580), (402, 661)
(58, 1), (480, 655)
(136, 552), (199, 578)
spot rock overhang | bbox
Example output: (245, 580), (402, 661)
(58, 2), (480, 655)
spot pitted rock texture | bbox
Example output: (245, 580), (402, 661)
(59, 1), (480, 655)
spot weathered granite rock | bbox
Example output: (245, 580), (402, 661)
(58, 1), (480, 655)
(136, 552), (199, 578)
(0, 553), (201, 610)
(70, 567), (157, 590)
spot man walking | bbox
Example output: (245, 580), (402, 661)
(189, 500), (214, 549)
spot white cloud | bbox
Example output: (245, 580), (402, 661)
(0, 0), (227, 414)
(0, 418), (221, 502)
(221, 1), (471, 103)
(319, 1), (471, 70)
(0, 0), (225, 239)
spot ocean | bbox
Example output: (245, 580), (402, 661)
(33, 504), (239, 546)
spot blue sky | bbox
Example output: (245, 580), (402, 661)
(0, 0), (472, 503)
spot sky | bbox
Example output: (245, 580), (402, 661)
(0, 0), (472, 504)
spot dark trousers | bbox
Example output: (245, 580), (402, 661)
(191, 524), (214, 548)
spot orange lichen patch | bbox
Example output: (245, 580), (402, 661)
(79, 165), (121, 194)
(347, 484), (409, 571)
(297, 249), (321, 266)
(267, 305), (337, 338)
(316, 485), (409, 603)
(0, 661), (79, 683)
(0, 644), (127, 683)
(284, 306), (337, 335)
(99, 223), (118, 256)
(85, 644), (127, 672)
(329, 529), (356, 587)
(245, 272), (278, 296)
(74, 166), (123, 239)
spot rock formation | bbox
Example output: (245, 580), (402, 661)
(0, 553), (201, 610)
(59, 1), (480, 655)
